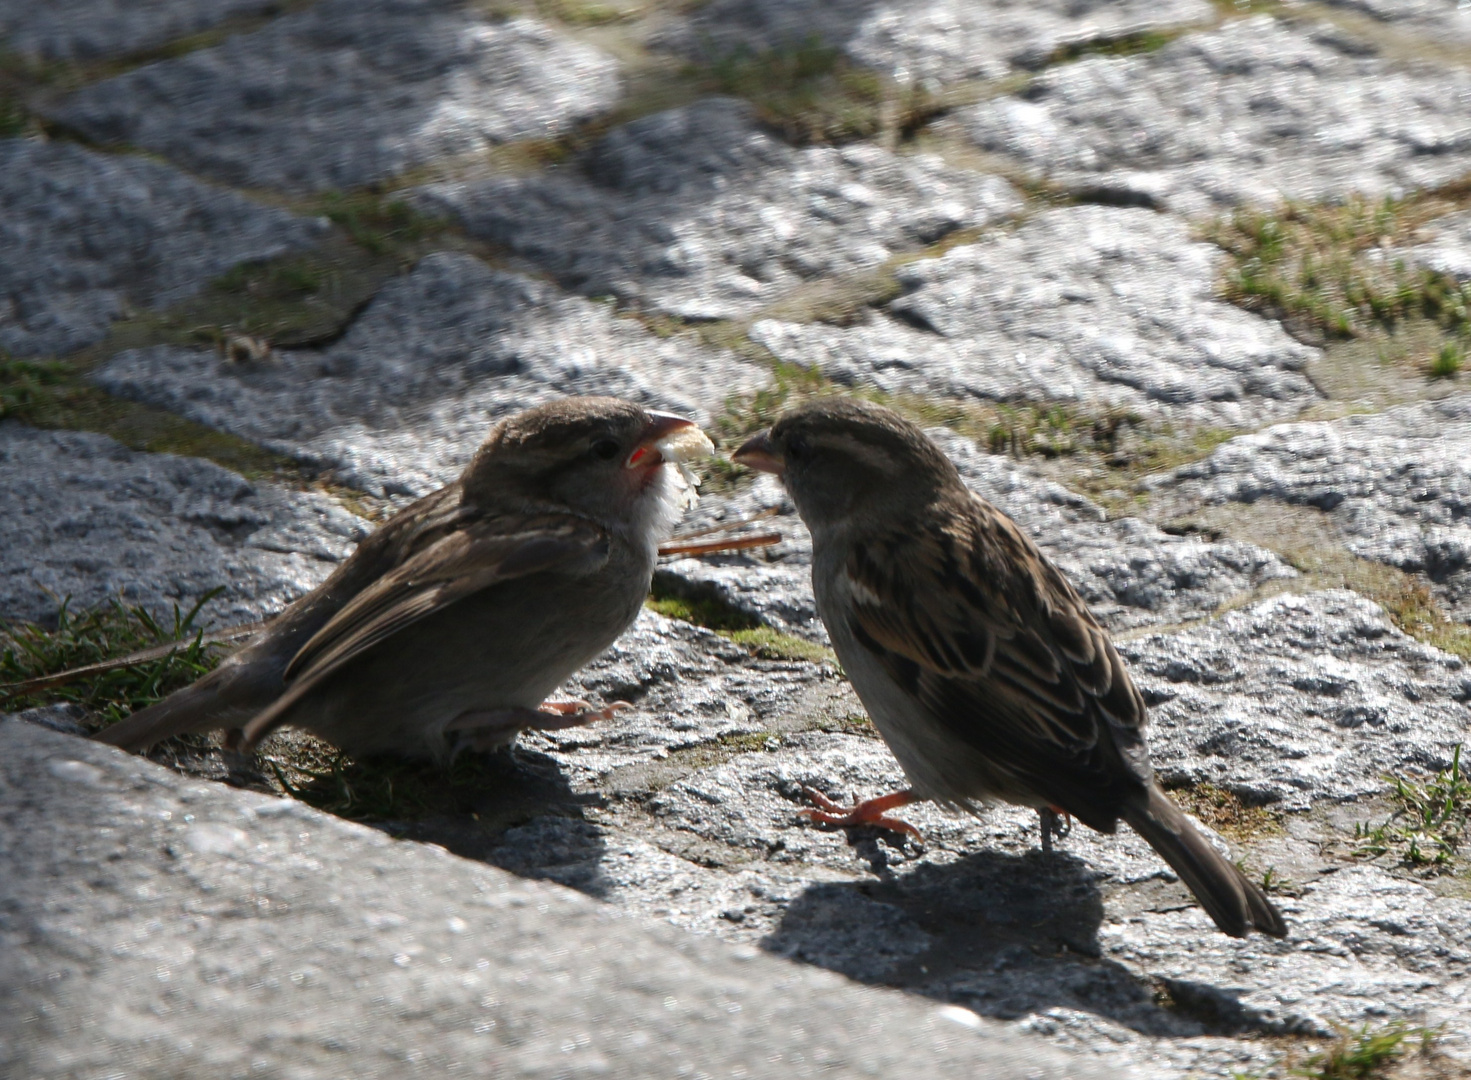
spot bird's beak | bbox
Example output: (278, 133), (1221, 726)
(627, 411), (697, 469)
(732, 430), (784, 476)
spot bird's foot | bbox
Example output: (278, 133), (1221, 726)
(1039, 805), (1073, 854)
(535, 699), (632, 726)
(800, 786), (923, 842)
(446, 701), (631, 753)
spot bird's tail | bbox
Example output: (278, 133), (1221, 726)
(1123, 784), (1287, 939)
(92, 663), (267, 752)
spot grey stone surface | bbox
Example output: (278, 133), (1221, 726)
(0, 0), (279, 61)
(961, 16), (1471, 215)
(0, 138), (327, 358)
(436, 591), (1471, 1077)
(0, 422), (367, 627)
(1321, 0), (1471, 42)
(661, 429), (1296, 643)
(1155, 395), (1471, 621)
(94, 251), (769, 497)
(748, 205), (1321, 429)
(45, 1), (622, 193)
(412, 97), (1021, 320)
(653, 0), (1212, 88)
(0, 719), (1106, 1080)
(1397, 208), (1471, 281)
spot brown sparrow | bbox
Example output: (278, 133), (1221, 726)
(734, 399), (1285, 939)
(96, 398), (711, 759)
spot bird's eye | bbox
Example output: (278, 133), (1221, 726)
(592, 438), (621, 461)
(786, 434), (811, 461)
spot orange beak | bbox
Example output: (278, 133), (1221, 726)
(731, 430), (784, 476)
(626, 411), (696, 469)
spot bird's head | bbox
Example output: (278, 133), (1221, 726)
(732, 398), (962, 533)
(465, 397), (707, 543)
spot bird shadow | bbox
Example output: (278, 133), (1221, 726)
(761, 845), (1262, 1038)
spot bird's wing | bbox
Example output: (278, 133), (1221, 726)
(284, 513), (609, 686)
(237, 513), (609, 748)
(841, 494), (1149, 823)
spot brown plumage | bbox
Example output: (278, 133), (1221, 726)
(96, 397), (701, 760)
(734, 398), (1285, 939)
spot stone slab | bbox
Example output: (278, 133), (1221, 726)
(652, 0), (1213, 88)
(413, 97), (1020, 320)
(94, 251), (770, 497)
(1321, 0), (1471, 43)
(44, 1), (622, 193)
(1398, 207), (1471, 281)
(961, 16), (1471, 215)
(439, 591), (1471, 1077)
(748, 205), (1321, 429)
(0, 138), (328, 358)
(0, 0), (279, 61)
(0, 422), (367, 628)
(0, 719), (1104, 1080)
(1155, 394), (1471, 621)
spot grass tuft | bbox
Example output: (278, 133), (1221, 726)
(1, 591), (225, 728)
(1429, 340), (1463, 379)
(1291, 1022), (1436, 1080)
(1353, 745), (1469, 868)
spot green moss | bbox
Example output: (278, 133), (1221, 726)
(725, 627), (835, 663)
(694, 36), (939, 146)
(1044, 30), (1178, 66)
(647, 582), (836, 664)
(1164, 780), (1282, 841)
(0, 357), (69, 419)
(1, 591), (226, 729)
(314, 191), (442, 256)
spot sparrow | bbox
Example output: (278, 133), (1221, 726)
(96, 397), (709, 760)
(733, 399), (1285, 939)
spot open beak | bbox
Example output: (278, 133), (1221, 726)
(626, 411), (696, 469)
(732, 430), (784, 476)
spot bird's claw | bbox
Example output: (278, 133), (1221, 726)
(799, 785), (924, 842)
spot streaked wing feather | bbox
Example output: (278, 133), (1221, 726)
(284, 515), (609, 687)
(843, 495), (1148, 823)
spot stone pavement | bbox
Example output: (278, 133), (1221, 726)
(4, 1), (1471, 1077)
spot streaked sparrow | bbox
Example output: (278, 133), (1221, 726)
(734, 399), (1285, 939)
(96, 397), (711, 759)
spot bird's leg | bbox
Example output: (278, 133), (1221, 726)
(1038, 805), (1073, 854)
(801, 786), (923, 841)
(446, 701), (631, 753)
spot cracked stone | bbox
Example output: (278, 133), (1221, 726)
(661, 427), (1298, 643)
(960, 16), (1471, 215)
(748, 205), (1321, 429)
(44, 1), (622, 193)
(1320, 0), (1471, 43)
(1154, 395), (1471, 621)
(0, 422), (367, 627)
(411, 97), (1020, 320)
(93, 251), (770, 497)
(652, 0), (1213, 89)
(0, 138), (328, 358)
